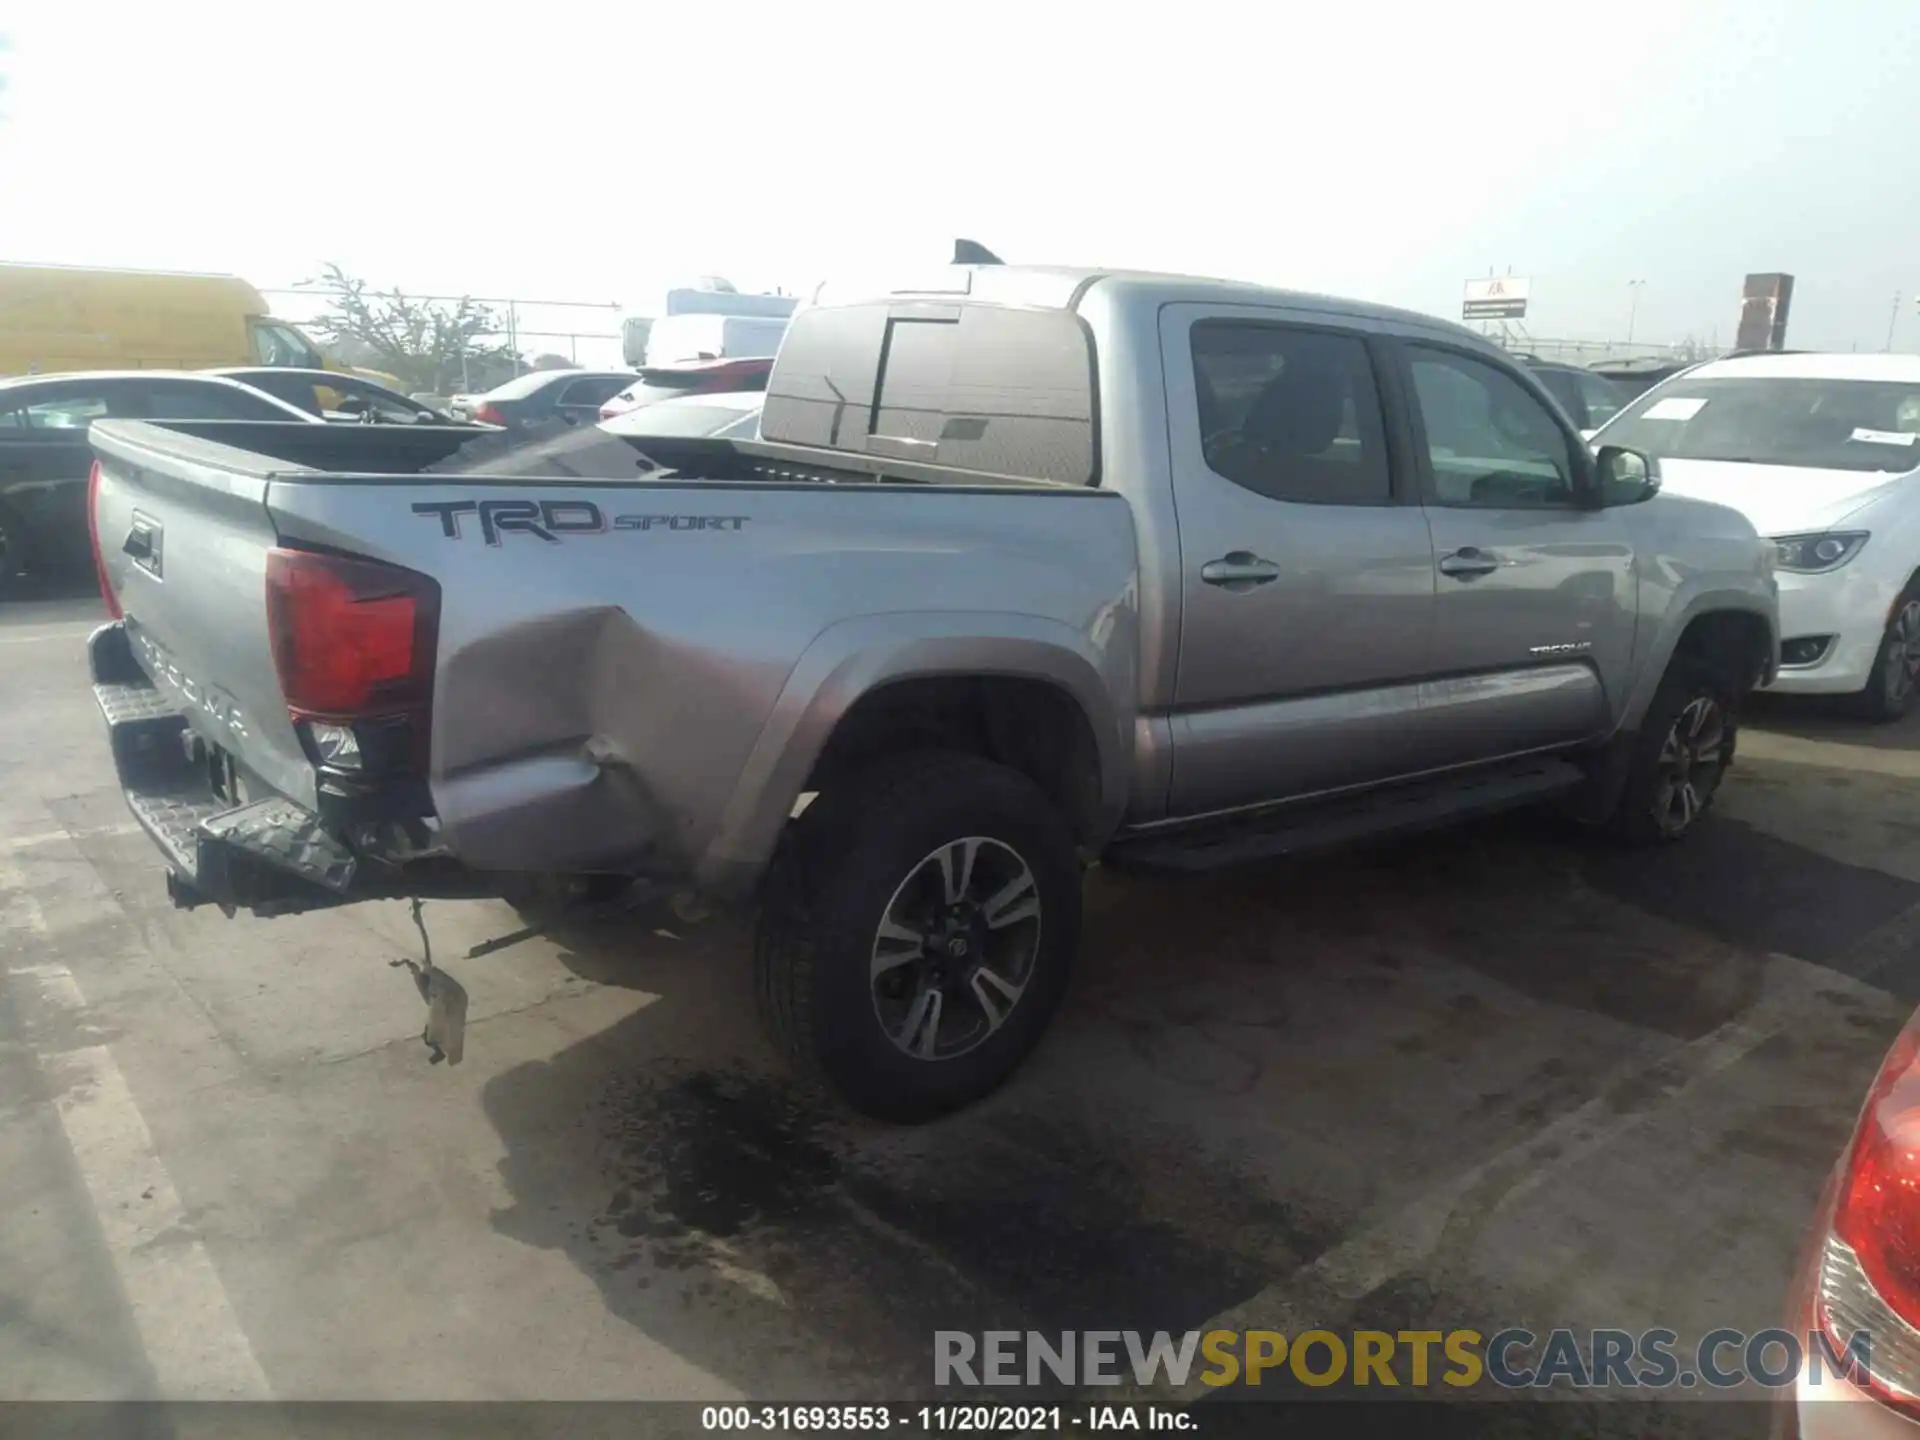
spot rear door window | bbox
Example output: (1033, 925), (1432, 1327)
(557, 377), (629, 408)
(0, 382), (142, 429)
(5, 393), (113, 429)
(140, 380), (301, 421)
(1190, 321), (1393, 505)
(230, 371), (316, 412)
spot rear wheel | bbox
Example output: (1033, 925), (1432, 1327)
(755, 752), (1080, 1122)
(1848, 591), (1920, 723)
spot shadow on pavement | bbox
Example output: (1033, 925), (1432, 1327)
(0, 568), (101, 610)
(479, 890), (1321, 1399)
(475, 800), (1920, 1401)
(1749, 692), (1920, 752)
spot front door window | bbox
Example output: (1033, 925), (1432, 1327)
(251, 321), (323, 368)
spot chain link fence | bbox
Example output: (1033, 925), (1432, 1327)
(1484, 334), (1722, 367)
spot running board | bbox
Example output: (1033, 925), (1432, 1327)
(1107, 758), (1586, 873)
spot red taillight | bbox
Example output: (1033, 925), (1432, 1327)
(86, 460), (122, 620)
(1821, 1014), (1920, 1410)
(1835, 1022), (1920, 1320)
(264, 549), (438, 720)
(473, 403), (508, 426)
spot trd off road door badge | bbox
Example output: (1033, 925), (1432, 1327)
(411, 499), (749, 546)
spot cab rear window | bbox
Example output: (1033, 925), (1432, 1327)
(760, 301), (1096, 485)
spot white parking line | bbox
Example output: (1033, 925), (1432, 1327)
(1, 864), (270, 1400)
(0, 822), (141, 855)
(1740, 728), (1920, 780)
(0, 626), (96, 646)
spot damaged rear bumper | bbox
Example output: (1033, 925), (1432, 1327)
(89, 621), (489, 917)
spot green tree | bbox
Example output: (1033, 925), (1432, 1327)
(303, 263), (520, 394)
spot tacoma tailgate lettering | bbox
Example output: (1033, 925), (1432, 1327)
(413, 498), (747, 540)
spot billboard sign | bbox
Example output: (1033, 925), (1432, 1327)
(1463, 276), (1530, 321)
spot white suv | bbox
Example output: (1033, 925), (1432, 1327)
(1593, 352), (1920, 719)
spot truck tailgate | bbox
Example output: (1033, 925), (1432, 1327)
(90, 423), (318, 810)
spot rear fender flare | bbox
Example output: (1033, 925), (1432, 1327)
(696, 612), (1133, 895)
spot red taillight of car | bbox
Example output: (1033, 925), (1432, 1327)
(264, 549), (438, 724)
(1821, 1015), (1920, 1408)
(472, 402), (509, 426)
(86, 460), (123, 620)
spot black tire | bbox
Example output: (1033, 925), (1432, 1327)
(1847, 588), (1920, 723)
(1607, 658), (1740, 845)
(755, 751), (1081, 1122)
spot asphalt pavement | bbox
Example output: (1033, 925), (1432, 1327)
(4, 573), (1918, 1424)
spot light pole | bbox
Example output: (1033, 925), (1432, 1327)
(1626, 280), (1647, 347)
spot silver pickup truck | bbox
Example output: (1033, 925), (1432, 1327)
(85, 263), (1780, 1120)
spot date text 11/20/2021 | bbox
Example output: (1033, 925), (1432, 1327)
(700, 1406), (1193, 1432)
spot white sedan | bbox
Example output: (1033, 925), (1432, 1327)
(1592, 352), (1920, 720)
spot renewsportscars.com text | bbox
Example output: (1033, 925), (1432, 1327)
(934, 1327), (1872, 1391)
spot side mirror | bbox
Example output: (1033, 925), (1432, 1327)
(1595, 444), (1661, 507)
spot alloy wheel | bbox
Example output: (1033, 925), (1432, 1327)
(1650, 696), (1728, 838)
(870, 836), (1043, 1062)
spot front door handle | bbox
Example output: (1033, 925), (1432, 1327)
(1438, 546), (1500, 579)
(1201, 551), (1282, 591)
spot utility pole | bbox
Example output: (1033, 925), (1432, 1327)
(1887, 292), (1903, 352)
(1626, 280), (1647, 346)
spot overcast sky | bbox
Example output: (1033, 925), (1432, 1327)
(2, 0), (1917, 363)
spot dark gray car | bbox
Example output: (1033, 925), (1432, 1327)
(1523, 359), (1633, 435)
(0, 371), (317, 595)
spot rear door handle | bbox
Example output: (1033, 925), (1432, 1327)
(1201, 551), (1282, 591)
(1438, 547), (1499, 579)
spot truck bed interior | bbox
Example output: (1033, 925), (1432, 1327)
(111, 420), (1082, 490)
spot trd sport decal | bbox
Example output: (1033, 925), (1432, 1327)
(411, 499), (749, 546)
